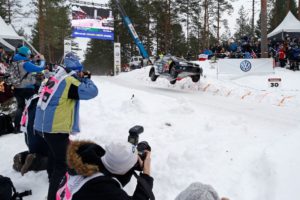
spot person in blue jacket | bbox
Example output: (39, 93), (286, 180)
(34, 53), (98, 200)
(12, 45), (45, 132)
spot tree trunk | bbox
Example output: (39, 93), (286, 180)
(217, 0), (220, 42)
(203, 0), (208, 48)
(166, 0), (171, 52)
(7, 0), (11, 24)
(206, 3), (210, 48)
(287, 0), (290, 13)
(298, 0), (300, 19)
(261, 0), (268, 58)
(197, 6), (201, 50)
(38, 0), (46, 54)
(252, 0), (255, 36)
(187, 0), (189, 48)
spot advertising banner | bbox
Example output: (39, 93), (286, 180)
(71, 3), (114, 40)
(114, 43), (121, 75)
(217, 58), (274, 76)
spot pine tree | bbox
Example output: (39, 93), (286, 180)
(212, 0), (234, 42)
(175, 0), (199, 47)
(0, 0), (8, 20)
(31, 0), (71, 62)
(234, 6), (252, 40)
(201, 0), (219, 49)
(137, 0), (154, 54)
(0, 0), (22, 24)
(170, 23), (187, 57)
(151, 0), (178, 54)
(189, 2), (202, 53)
(254, 15), (261, 39)
(83, 40), (114, 75)
(269, 0), (297, 32)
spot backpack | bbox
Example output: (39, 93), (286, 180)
(0, 175), (32, 200)
(4, 61), (28, 86)
(0, 113), (14, 136)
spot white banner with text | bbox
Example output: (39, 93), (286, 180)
(217, 58), (274, 76)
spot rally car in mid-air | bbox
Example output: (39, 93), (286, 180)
(149, 55), (203, 84)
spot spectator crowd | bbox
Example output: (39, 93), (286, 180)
(199, 35), (300, 71)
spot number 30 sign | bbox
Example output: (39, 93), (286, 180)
(268, 78), (281, 88)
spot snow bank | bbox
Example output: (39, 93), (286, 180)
(0, 64), (299, 200)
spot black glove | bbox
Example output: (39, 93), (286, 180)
(77, 143), (105, 165)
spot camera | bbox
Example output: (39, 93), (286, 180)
(128, 125), (151, 162)
(137, 141), (151, 161)
(82, 71), (91, 79)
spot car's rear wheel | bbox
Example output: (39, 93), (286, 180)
(191, 75), (200, 82)
(149, 68), (158, 81)
(170, 79), (176, 84)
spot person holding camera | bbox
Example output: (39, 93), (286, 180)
(34, 53), (98, 200)
(10, 46), (46, 132)
(56, 140), (154, 200)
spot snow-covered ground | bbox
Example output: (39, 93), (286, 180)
(0, 61), (299, 200)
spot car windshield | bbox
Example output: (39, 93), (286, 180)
(171, 56), (187, 62)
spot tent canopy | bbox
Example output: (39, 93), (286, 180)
(268, 11), (300, 39)
(0, 16), (38, 53)
(0, 16), (21, 40)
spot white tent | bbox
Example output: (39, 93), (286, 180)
(0, 16), (38, 53)
(268, 11), (300, 38)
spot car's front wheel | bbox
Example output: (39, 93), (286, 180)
(149, 68), (158, 81)
(191, 75), (200, 82)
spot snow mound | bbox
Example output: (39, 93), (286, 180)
(116, 62), (300, 108)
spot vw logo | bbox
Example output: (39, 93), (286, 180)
(240, 60), (252, 72)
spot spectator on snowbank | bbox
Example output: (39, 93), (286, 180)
(34, 53), (98, 200)
(175, 182), (230, 200)
(56, 140), (154, 200)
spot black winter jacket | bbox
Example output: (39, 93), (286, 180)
(72, 173), (154, 200)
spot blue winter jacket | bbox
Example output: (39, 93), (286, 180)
(34, 75), (98, 134)
(13, 54), (45, 88)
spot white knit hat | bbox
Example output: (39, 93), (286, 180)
(101, 141), (138, 175)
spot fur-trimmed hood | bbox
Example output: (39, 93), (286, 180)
(67, 140), (105, 177)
